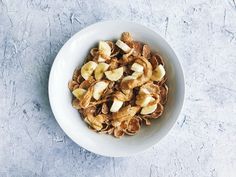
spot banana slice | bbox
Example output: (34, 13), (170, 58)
(110, 99), (123, 112)
(136, 95), (155, 107)
(105, 67), (124, 81)
(81, 61), (97, 80)
(72, 88), (87, 100)
(116, 40), (131, 53)
(140, 104), (157, 115)
(131, 63), (144, 73)
(98, 41), (111, 62)
(93, 81), (109, 100)
(98, 56), (106, 62)
(122, 71), (141, 82)
(94, 63), (110, 80)
(132, 71), (143, 79)
(151, 64), (166, 82)
(122, 75), (136, 82)
(139, 88), (150, 95)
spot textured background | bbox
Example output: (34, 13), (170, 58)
(1, 0), (236, 176)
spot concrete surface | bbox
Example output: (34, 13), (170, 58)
(0, 0), (236, 176)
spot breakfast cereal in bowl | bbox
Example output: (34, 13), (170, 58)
(68, 32), (168, 138)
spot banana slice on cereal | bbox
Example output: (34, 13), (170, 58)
(139, 88), (150, 95)
(72, 88), (87, 100)
(94, 63), (110, 80)
(110, 99), (123, 112)
(122, 71), (142, 83)
(121, 63), (144, 83)
(93, 81), (109, 100)
(122, 75), (136, 82)
(132, 71), (143, 78)
(81, 61), (97, 80)
(98, 41), (111, 62)
(131, 63), (144, 73)
(116, 40), (131, 53)
(136, 95), (155, 107)
(151, 64), (166, 82)
(105, 67), (124, 81)
(140, 104), (157, 115)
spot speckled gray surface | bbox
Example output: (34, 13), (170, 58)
(0, 0), (236, 176)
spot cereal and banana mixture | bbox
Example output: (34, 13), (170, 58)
(68, 32), (168, 138)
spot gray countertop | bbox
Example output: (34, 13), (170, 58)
(0, 0), (236, 176)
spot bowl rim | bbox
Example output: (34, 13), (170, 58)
(48, 20), (185, 157)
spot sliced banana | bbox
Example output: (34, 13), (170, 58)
(131, 71), (143, 79)
(122, 71), (142, 82)
(93, 81), (109, 100)
(136, 95), (155, 107)
(116, 40), (131, 53)
(105, 67), (124, 81)
(123, 48), (134, 59)
(139, 88), (150, 95)
(131, 63), (144, 73)
(122, 75), (136, 82)
(110, 99), (123, 112)
(98, 56), (106, 62)
(98, 41), (111, 62)
(81, 61), (97, 80)
(140, 104), (157, 115)
(72, 88), (87, 100)
(151, 64), (166, 82)
(99, 41), (111, 56)
(94, 63), (110, 80)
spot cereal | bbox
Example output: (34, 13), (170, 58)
(68, 32), (168, 138)
(142, 44), (151, 59)
(121, 32), (133, 43)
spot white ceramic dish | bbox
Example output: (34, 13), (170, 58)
(48, 21), (185, 157)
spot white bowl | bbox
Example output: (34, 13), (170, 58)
(48, 21), (185, 157)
